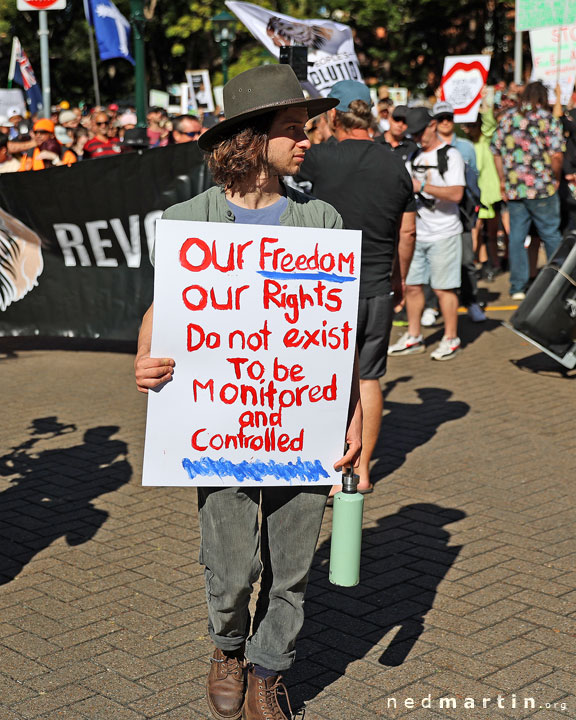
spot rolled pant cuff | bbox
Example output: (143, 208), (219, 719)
(245, 644), (296, 673)
(210, 631), (247, 654)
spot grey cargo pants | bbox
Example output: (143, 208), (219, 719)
(197, 485), (329, 671)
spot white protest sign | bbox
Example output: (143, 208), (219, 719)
(0, 89), (26, 119)
(388, 87), (408, 106)
(185, 69), (216, 113)
(143, 220), (361, 488)
(226, 1), (362, 96)
(440, 55), (491, 123)
(530, 25), (576, 105)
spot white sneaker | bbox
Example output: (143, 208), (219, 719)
(511, 292), (526, 301)
(430, 336), (461, 361)
(467, 303), (486, 322)
(421, 308), (439, 327)
(388, 332), (426, 356)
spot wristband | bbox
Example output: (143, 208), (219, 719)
(420, 181), (426, 193)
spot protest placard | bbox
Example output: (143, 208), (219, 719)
(185, 70), (215, 113)
(440, 55), (491, 123)
(530, 24), (576, 104)
(0, 88), (26, 120)
(516, 0), (576, 32)
(142, 220), (361, 487)
(226, 0), (362, 96)
(149, 89), (169, 110)
(388, 87), (408, 106)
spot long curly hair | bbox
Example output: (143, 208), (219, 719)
(207, 113), (276, 192)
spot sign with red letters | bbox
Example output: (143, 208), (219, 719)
(143, 219), (361, 487)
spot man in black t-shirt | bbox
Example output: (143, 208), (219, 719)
(298, 79), (416, 496)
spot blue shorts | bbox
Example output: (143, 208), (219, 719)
(406, 234), (462, 289)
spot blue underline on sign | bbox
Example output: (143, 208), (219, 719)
(257, 271), (356, 283)
(181, 457), (330, 483)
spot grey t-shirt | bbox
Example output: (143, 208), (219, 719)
(226, 196), (288, 225)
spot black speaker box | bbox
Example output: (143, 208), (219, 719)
(505, 232), (576, 368)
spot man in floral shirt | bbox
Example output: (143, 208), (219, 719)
(492, 81), (565, 298)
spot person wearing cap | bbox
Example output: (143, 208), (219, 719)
(434, 101), (477, 170)
(7, 107), (24, 141)
(376, 97), (393, 133)
(19, 119), (77, 171)
(298, 79), (415, 498)
(388, 106), (465, 360)
(59, 109), (80, 131)
(432, 101), (486, 323)
(55, 109), (81, 152)
(134, 64), (361, 720)
(376, 104), (417, 162)
(116, 111), (138, 142)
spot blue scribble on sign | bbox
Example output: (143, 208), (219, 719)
(257, 271), (356, 284)
(181, 456), (330, 483)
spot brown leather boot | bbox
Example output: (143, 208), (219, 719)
(206, 647), (246, 720)
(242, 667), (294, 720)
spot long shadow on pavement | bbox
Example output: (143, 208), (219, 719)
(370, 378), (470, 486)
(289, 503), (466, 711)
(0, 416), (132, 584)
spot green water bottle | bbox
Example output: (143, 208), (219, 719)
(329, 466), (364, 587)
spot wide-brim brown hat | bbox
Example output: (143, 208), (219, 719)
(198, 64), (337, 151)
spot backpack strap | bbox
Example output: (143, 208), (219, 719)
(436, 145), (449, 177)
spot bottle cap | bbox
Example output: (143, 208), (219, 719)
(341, 466), (359, 494)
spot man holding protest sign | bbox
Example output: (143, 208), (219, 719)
(135, 65), (362, 720)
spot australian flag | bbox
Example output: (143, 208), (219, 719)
(9, 38), (43, 115)
(84, 0), (135, 65)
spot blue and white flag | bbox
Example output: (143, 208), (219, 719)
(8, 38), (43, 115)
(84, 0), (135, 65)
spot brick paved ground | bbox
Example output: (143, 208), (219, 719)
(1, 273), (575, 720)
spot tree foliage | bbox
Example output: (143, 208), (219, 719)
(0, 0), (514, 107)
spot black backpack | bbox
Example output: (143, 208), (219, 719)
(411, 144), (483, 232)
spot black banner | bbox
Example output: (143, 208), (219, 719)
(0, 144), (212, 342)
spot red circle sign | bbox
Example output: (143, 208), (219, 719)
(24, 0), (62, 7)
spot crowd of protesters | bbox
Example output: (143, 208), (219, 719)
(0, 101), (216, 170)
(1, 75), (575, 348)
